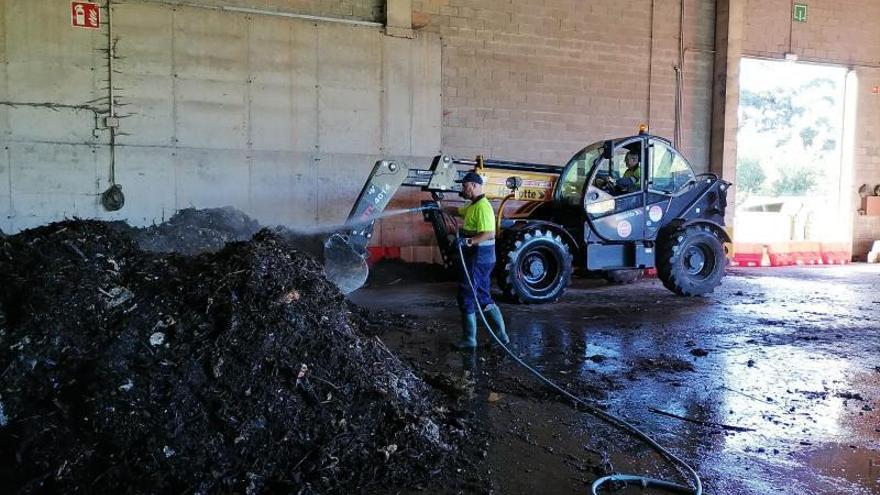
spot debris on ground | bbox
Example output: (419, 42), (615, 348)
(630, 355), (696, 375)
(835, 391), (866, 401)
(367, 258), (454, 286)
(0, 217), (474, 494)
(800, 390), (829, 400)
(690, 348), (710, 357)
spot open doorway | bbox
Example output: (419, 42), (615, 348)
(734, 58), (854, 244)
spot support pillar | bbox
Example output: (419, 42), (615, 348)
(710, 0), (745, 221)
(385, 0), (413, 38)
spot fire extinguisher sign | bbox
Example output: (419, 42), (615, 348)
(71, 2), (100, 29)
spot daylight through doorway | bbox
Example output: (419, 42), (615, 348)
(734, 58), (853, 244)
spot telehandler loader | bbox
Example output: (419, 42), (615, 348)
(325, 128), (731, 303)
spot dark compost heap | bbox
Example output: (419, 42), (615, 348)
(0, 217), (469, 494)
(132, 206), (262, 256)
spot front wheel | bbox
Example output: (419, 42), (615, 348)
(656, 225), (726, 296)
(498, 228), (573, 304)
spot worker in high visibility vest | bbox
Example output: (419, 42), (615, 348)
(617, 151), (641, 193)
(444, 171), (509, 348)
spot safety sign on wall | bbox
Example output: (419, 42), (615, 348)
(792, 3), (807, 23)
(72, 2), (100, 29)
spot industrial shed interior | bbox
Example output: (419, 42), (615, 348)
(0, 1), (878, 494)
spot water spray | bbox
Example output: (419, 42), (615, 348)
(292, 206), (434, 236)
(323, 205), (438, 294)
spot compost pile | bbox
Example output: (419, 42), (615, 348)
(0, 219), (468, 494)
(133, 206), (262, 255)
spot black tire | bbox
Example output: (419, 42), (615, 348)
(601, 269), (645, 285)
(498, 228), (573, 304)
(656, 224), (727, 296)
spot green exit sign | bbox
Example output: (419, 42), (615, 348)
(793, 3), (807, 22)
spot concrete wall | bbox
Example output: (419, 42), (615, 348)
(740, 0), (880, 257)
(412, 0), (717, 171)
(0, 0), (441, 244)
(394, 0), (718, 255)
(140, 0), (386, 23)
(2, 0), (720, 261)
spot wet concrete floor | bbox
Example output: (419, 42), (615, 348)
(350, 264), (880, 494)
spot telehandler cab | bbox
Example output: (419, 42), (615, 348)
(326, 129), (731, 303)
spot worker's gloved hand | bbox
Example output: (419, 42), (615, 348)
(454, 237), (470, 248)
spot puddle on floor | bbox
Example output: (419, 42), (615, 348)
(797, 443), (880, 491)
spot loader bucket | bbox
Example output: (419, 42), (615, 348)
(323, 233), (369, 294)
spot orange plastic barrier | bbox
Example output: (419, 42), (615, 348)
(731, 243), (767, 267)
(766, 242), (794, 267)
(367, 246), (401, 265)
(820, 242), (851, 265)
(790, 241), (823, 265)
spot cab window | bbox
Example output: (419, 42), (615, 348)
(589, 144), (643, 197)
(649, 141), (695, 193)
(557, 144), (602, 207)
(585, 142), (644, 219)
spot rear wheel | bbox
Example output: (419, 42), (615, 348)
(498, 228), (573, 304)
(657, 225), (726, 296)
(601, 269), (644, 285)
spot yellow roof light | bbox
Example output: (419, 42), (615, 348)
(638, 124), (649, 134)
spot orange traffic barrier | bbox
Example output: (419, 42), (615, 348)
(367, 246), (385, 265)
(731, 243), (768, 267)
(732, 241), (851, 268)
(820, 242), (851, 265)
(367, 246), (402, 265)
(790, 241), (823, 265)
(766, 242), (794, 267)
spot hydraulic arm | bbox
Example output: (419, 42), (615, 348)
(323, 155), (559, 293)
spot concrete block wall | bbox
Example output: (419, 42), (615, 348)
(411, 0), (717, 171)
(0, 0), (441, 242)
(744, 0), (880, 66)
(741, 0), (880, 258)
(852, 68), (880, 257)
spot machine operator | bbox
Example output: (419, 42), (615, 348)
(618, 150), (641, 193)
(443, 171), (510, 349)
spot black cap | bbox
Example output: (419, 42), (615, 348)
(456, 171), (484, 185)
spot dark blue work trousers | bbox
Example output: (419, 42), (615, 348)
(457, 247), (495, 314)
